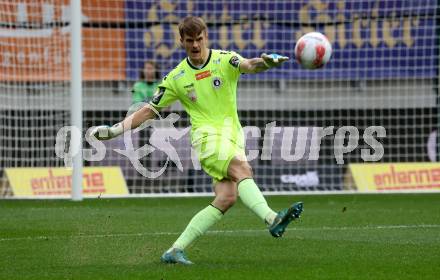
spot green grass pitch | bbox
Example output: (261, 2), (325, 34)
(1, 193), (439, 279)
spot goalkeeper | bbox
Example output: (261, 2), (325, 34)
(92, 16), (303, 265)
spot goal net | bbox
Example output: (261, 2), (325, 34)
(0, 0), (438, 197)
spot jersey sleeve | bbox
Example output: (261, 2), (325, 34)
(223, 51), (244, 80)
(149, 76), (179, 109)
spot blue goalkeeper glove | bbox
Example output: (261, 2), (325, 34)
(261, 53), (289, 68)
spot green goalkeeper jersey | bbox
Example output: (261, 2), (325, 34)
(150, 49), (244, 144)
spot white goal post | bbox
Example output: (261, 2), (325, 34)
(70, 0), (83, 201)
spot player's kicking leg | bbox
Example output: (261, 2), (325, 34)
(228, 156), (303, 237)
(161, 179), (237, 265)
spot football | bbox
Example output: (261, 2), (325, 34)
(294, 32), (332, 69)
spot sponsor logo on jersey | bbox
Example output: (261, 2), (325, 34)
(213, 58), (221, 64)
(212, 77), (222, 89)
(229, 56), (240, 68)
(187, 90), (197, 102)
(195, 70), (211, 80)
(183, 83), (197, 102)
(173, 70), (185, 80)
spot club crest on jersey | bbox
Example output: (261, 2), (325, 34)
(195, 70), (211, 80)
(212, 77), (222, 89)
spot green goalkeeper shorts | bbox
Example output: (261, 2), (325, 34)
(193, 135), (245, 183)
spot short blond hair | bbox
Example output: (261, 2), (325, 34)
(178, 16), (207, 38)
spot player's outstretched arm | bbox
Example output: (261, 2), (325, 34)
(239, 53), (289, 74)
(90, 104), (157, 140)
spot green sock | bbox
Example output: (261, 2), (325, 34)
(238, 178), (277, 224)
(172, 205), (223, 250)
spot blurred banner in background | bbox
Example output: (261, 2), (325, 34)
(346, 163), (440, 192)
(0, 28), (126, 81)
(0, 0), (126, 81)
(4, 167), (128, 197)
(126, 0), (438, 80)
(1, 0), (437, 81)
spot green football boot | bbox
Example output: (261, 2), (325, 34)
(160, 248), (193, 265)
(269, 201), (303, 238)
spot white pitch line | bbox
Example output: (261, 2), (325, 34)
(1, 224), (439, 242)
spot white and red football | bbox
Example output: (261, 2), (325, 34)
(294, 32), (332, 69)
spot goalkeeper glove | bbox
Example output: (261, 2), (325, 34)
(90, 123), (124, 140)
(261, 53), (289, 68)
